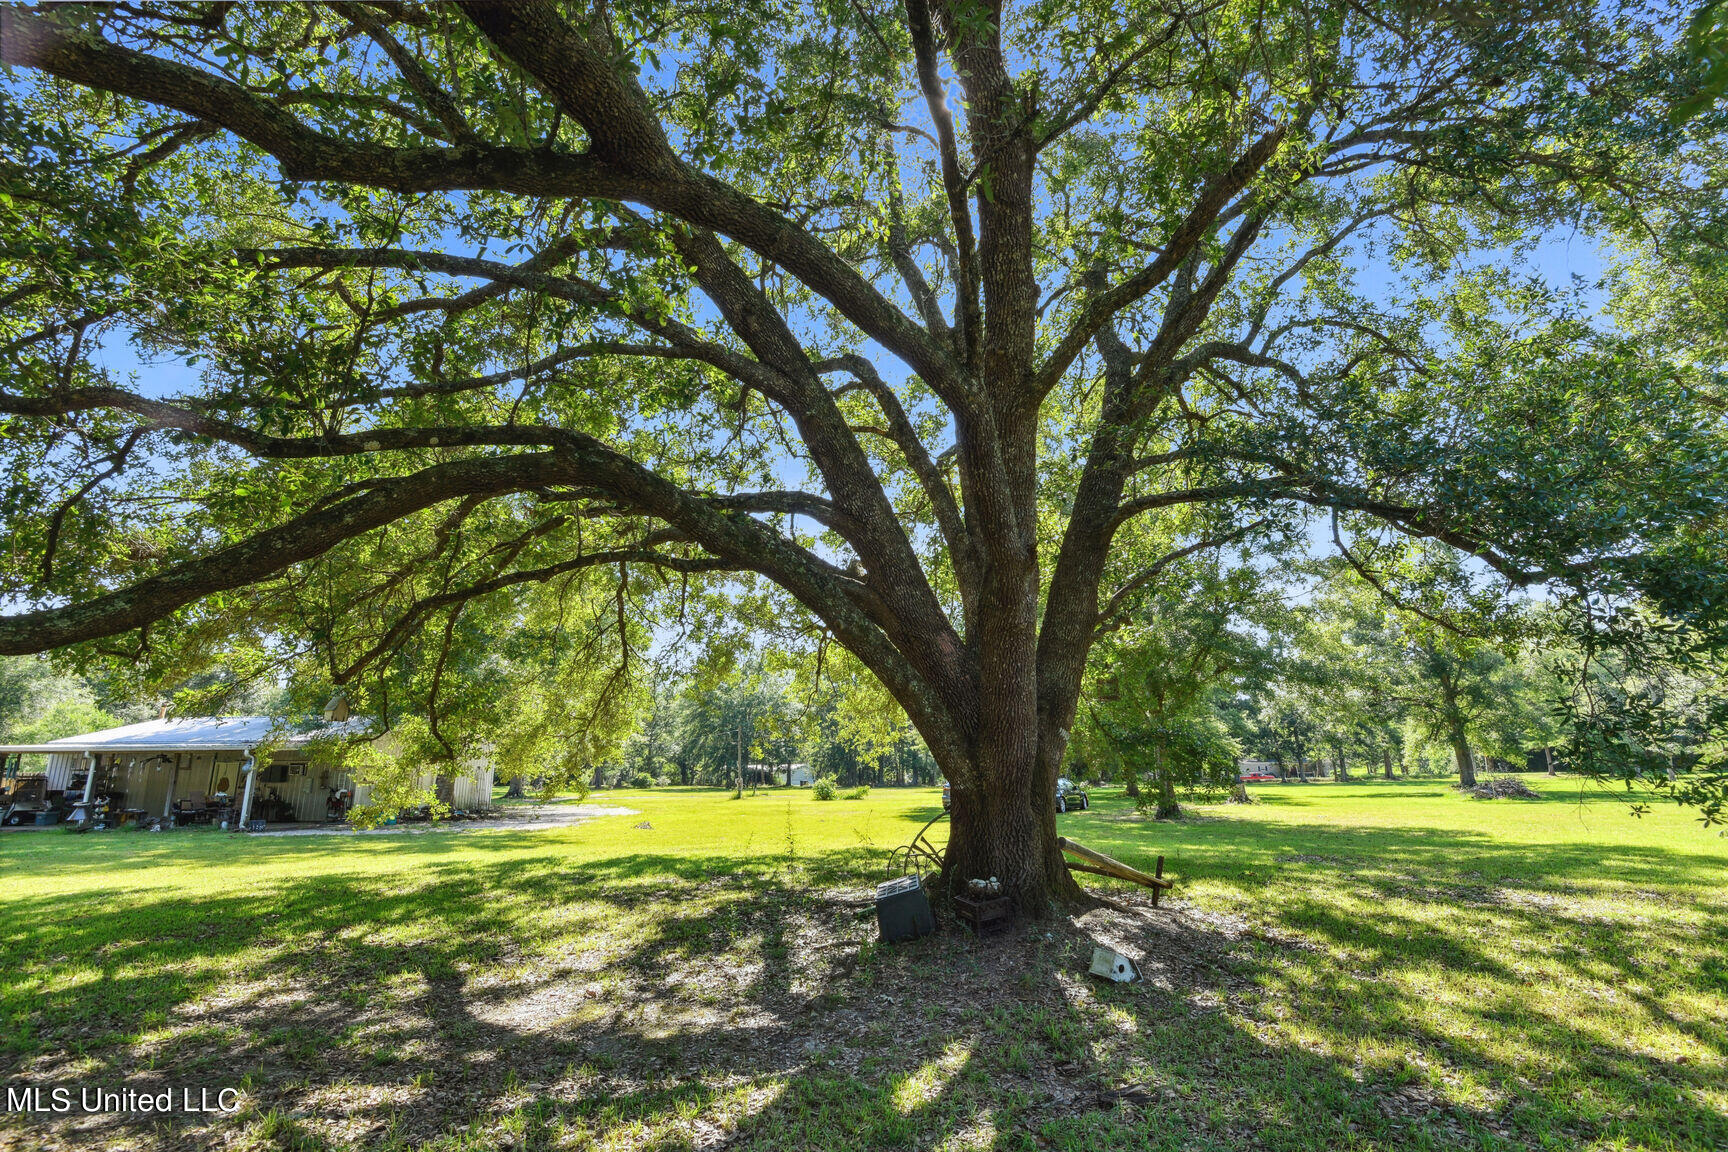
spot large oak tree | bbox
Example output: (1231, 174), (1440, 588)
(1, 1), (1723, 908)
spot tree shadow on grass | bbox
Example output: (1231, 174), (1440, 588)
(1, 826), (1724, 1151)
(1234, 776), (1685, 813)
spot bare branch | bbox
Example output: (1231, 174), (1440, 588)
(1095, 519), (1269, 633)
(1109, 480), (1297, 530)
(333, 2), (481, 146)
(1033, 124), (1290, 396)
(252, 245), (786, 396)
(905, 0), (981, 364)
(1036, 19), (1184, 148)
(814, 353), (974, 591)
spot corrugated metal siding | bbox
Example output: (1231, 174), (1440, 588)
(343, 772), (410, 810)
(347, 766), (492, 811)
(450, 764), (494, 808)
(257, 752), (346, 821)
(45, 753), (79, 791)
(0, 715), (373, 755)
(257, 755), (492, 820)
(347, 770), (432, 811)
(100, 751), (247, 815)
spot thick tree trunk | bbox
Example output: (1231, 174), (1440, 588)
(0, 0), (1308, 923)
(939, 378), (1087, 914)
(1153, 737), (1180, 818)
(1123, 771), (1140, 798)
(1383, 748), (1394, 781)
(1155, 772), (1179, 817)
(734, 720), (744, 799)
(1335, 749), (1348, 780)
(1545, 746), (1556, 776)
(1451, 726), (1477, 787)
(943, 745), (1077, 914)
(505, 774), (526, 799)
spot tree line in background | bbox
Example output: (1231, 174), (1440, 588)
(5, 538), (1722, 830)
(1072, 546), (1728, 822)
(0, 655), (287, 746)
(606, 669), (937, 793)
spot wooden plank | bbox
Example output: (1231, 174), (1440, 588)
(1066, 859), (1173, 895)
(1064, 862), (1121, 878)
(1058, 836), (1173, 890)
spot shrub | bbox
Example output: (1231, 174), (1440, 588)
(841, 785), (871, 800)
(812, 776), (837, 800)
(631, 772), (655, 789)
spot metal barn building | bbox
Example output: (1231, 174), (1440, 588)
(0, 716), (493, 828)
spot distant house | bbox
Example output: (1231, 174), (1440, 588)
(747, 762), (814, 787)
(0, 715), (492, 828)
(1237, 759), (1281, 780)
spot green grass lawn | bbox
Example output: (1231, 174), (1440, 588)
(1, 779), (1723, 1151)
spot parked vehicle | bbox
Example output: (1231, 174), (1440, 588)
(1056, 777), (1089, 812)
(945, 778), (1091, 812)
(1, 775), (50, 826)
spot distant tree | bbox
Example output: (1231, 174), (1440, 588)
(0, 655), (123, 742)
(619, 677), (677, 786)
(1317, 583), (1522, 788)
(1406, 636), (1513, 787)
(8, 697), (119, 745)
(1550, 601), (1728, 824)
(1292, 574), (1414, 782)
(1078, 559), (1273, 815)
(666, 657), (810, 793)
(1256, 692), (1319, 782)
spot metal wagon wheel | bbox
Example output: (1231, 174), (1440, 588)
(887, 809), (948, 879)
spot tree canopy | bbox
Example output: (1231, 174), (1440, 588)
(1, 0), (1724, 906)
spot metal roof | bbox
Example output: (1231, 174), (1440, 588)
(0, 715), (372, 755)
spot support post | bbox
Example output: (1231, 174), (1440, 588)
(162, 753), (181, 819)
(81, 751), (97, 802)
(235, 749), (258, 831)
